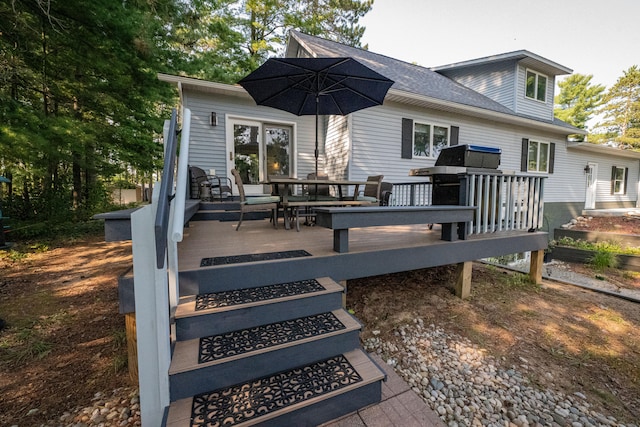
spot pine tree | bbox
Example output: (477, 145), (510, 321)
(595, 66), (640, 148)
(554, 73), (605, 141)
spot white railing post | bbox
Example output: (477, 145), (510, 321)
(132, 184), (171, 427)
(167, 108), (192, 312)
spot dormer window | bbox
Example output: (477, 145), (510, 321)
(525, 70), (547, 102)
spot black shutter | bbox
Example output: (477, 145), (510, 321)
(548, 143), (555, 174)
(624, 167), (629, 195)
(401, 118), (413, 159)
(450, 126), (459, 146)
(520, 138), (529, 172)
(611, 166), (616, 195)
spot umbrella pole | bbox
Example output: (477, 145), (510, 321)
(315, 95), (319, 177)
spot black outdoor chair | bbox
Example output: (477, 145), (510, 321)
(189, 166), (233, 201)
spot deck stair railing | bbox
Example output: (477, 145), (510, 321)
(131, 107), (191, 427)
(388, 172), (546, 235)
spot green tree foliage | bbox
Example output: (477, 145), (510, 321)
(1, 0), (176, 219)
(594, 65), (640, 148)
(178, 0), (374, 81)
(0, 0), (373, 225)
(554, 73), (605, 140)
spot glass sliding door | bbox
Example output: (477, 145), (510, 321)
(233, 121), (261, 188)
(265, 125), (292, 177)
(228, 118), (294, 195)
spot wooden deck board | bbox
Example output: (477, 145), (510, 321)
(179, 219), (447, 271)
(179, 218), (537, 272)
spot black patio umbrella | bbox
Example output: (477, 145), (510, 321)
(238, 57), (394, 176)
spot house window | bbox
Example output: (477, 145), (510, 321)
(525, 70), (547, 102)
(413, 122), (449, 158)
(612, 166), (627, 195)
(527, 140), (550, 172)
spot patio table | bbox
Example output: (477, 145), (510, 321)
(267, 177), (372, 202)
(266, 178), (376, 230)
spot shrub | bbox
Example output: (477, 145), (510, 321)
(588, 250), (619, 271)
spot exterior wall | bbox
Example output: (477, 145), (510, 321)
(181, 88), (638, 215)
(349, 101), (638, 208)
(514, 64), (555, 122)
(182, 90), (318, 180)
(436, 60), (516, 110)
(546, 201), (589, 237)
(325, 115), (350, 179)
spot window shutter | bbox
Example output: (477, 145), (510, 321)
(548, 143), (555, 174)
(450, 126), (459, 146)
(611, 166), (616, 195)
(401, 118), (413, 159)
(520, 138), (529, 172)
(624, 167), (629, 195)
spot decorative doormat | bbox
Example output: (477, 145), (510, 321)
(190, 355), (362, 425)
(198, 312), (346, 363)
(200, 250), (312, 267)
(195, 279), (325, 311)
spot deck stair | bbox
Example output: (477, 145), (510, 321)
(166, 276), (385, 426)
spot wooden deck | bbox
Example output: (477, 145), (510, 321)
(179, 218), (441, 270)
(165, 216), (547, 426)
(178, 217), (547, 274)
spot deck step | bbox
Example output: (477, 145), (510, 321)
(175, 277), (343, 340)
(166, 349), (384, 427)
(169, 309), (361, 400)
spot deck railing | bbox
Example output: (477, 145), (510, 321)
(132, 108), (191, 427)
(387, 181), (433, 206)
(388, 173), (546, 235)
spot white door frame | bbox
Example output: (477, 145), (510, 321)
(226, 117), (263, 195)
(585, 162), (597, 209)
(226, 115), (298, 195)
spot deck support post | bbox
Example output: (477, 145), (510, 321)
(339, 280), (347, 309)
(529, 249), (544, 284)
(333, 229), (349, 253)
(125, 312), (138, 382)
(455, 261), (472, 299)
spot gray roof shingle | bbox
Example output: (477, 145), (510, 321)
(289, 31), (580, 132)
(290, 31), (515, 115)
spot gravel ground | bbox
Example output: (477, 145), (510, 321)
(37, 387), (140, 427)
(38, 261), (637, 427)
(500, 259), (640, 302)
(364, 319), (638, 427)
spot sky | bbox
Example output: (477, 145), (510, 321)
(360, 0), (639, 91)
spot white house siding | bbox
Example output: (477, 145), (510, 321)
(182, 90), (318, 180)
(181, 89), (637, 210)
(347, 100), (640, 207)
(437, 61), (516, 111)
(515, 65), (555, 122)
(324, 115), (350, 179)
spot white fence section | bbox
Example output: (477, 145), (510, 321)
(388, 173), (546, 235)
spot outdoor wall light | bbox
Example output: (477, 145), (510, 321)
(210, 112), (218, 126)
(584, 165), (591, 173)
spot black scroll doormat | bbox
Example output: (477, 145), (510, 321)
(200, 249), (312, 267)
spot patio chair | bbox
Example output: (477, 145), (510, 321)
(189, 166), (233, 201)
(231, 169), (280, 231)
(305, 172), (338, 201)
(356, 175), (384, 204)
(380, 181), (393, 206)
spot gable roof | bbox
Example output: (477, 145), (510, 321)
(287, 31), (584, 135)
(431, 50), (572, 77)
